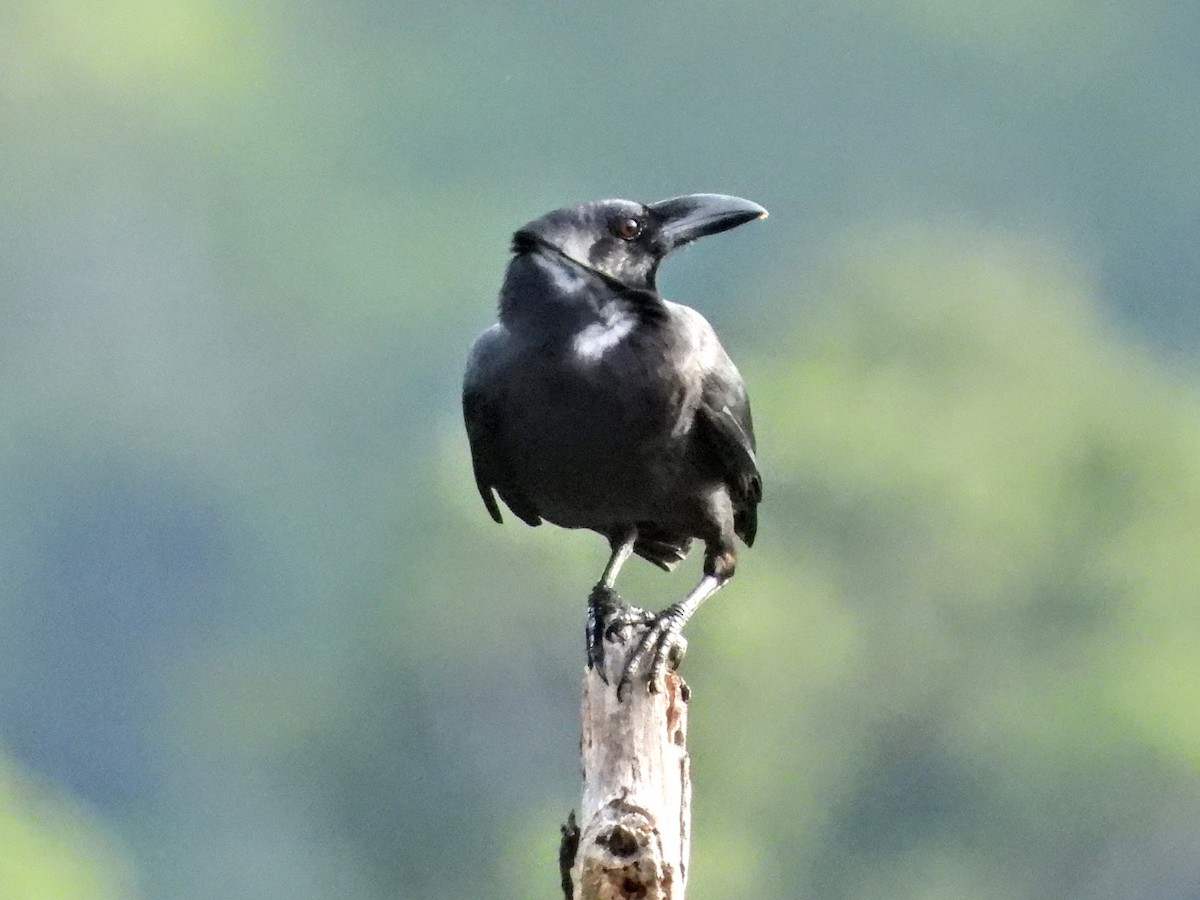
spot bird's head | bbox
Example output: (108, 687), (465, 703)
(512, 193), (767, 292)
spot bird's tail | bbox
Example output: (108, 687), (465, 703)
(633, 531), (693, 572)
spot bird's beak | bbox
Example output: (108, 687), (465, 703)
(650, 193), (768, 250)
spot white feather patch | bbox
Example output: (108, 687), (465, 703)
(572, 312), (636, 361)
(534, 253), (586, 295)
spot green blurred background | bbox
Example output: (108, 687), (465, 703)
(2, 2), (1199, 898)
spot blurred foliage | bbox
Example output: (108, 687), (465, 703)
(1, 1), (1198, 898)
(0, 753), (136, 900)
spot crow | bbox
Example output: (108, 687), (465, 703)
(463, 193), (766, 697)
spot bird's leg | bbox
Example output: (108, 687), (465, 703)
(617, 549), (735, 700)
(587, 528), (643, 674)
(599, 528), (637, 592)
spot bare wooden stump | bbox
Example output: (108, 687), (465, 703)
(562, 629), (692, 900)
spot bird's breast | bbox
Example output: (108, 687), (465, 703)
(499, 339), (700, 524)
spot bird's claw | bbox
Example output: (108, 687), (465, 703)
(587, 585), (653, 680)
(616, 607), (689, 701)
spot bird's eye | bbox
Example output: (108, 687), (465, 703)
(614, 217), (643, 241)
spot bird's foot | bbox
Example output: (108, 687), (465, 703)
(587, 585), (653, 678)
(616, 604), (689, 701)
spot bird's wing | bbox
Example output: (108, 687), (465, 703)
(462, 390), (505, 524)
(462, 325), (541, 527)
(676, 306), (761, 546)
(698, 372), (762, 500)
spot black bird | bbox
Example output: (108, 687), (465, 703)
(463, 193), (766, 697)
